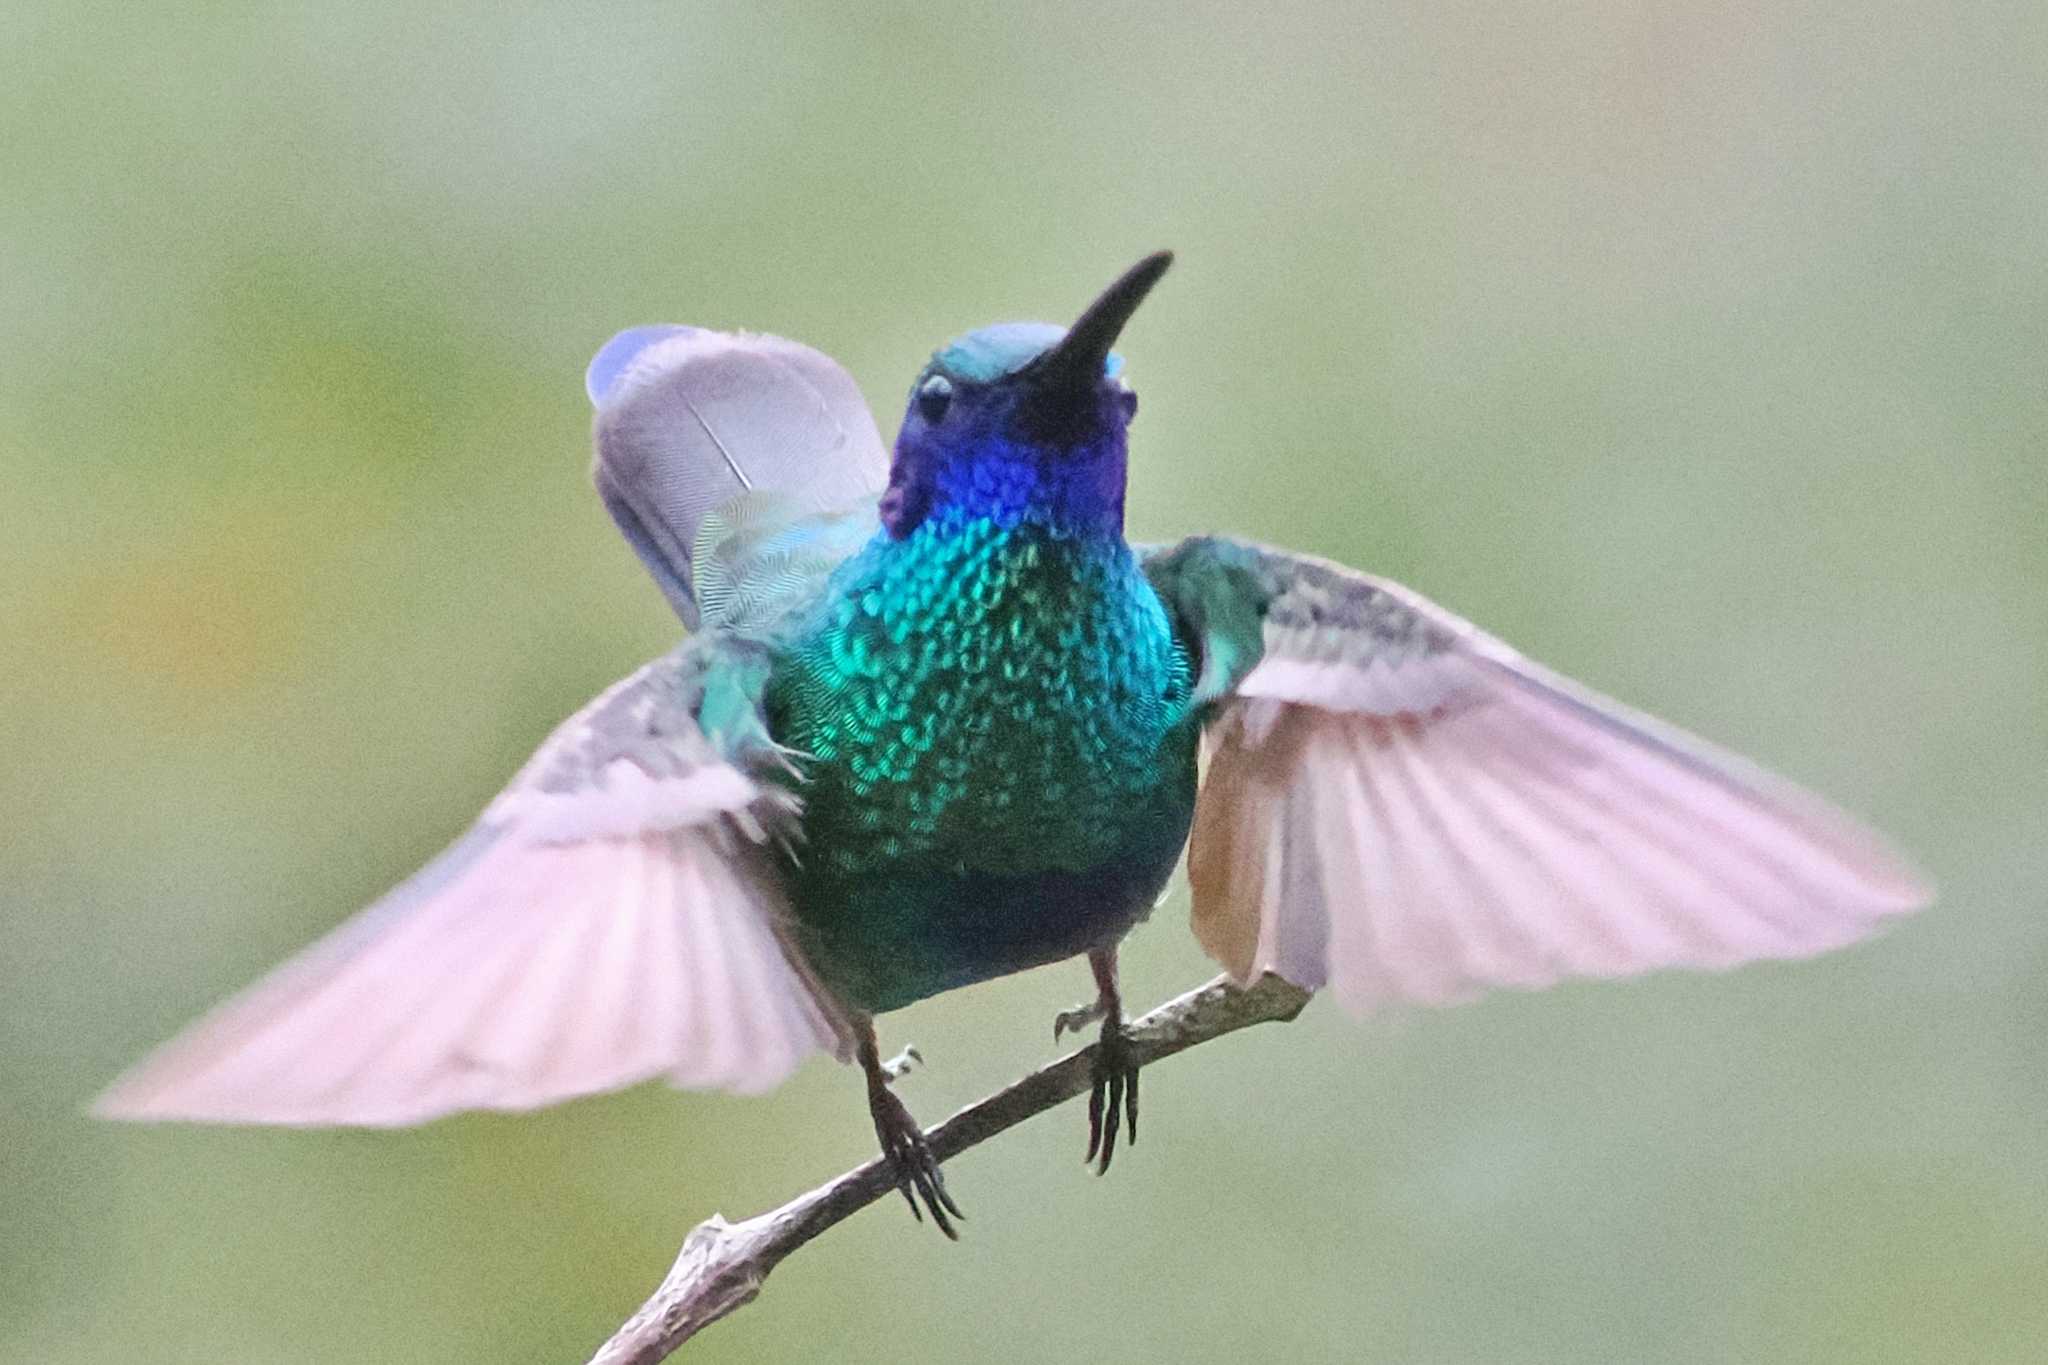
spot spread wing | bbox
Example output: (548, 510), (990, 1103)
(94, 650), (851, 1127)
(1144, 537), (1932, 1015)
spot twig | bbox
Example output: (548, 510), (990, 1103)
(584, 973), (1312, 1364)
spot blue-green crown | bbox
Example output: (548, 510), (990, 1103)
(927, 323), (1125, 385)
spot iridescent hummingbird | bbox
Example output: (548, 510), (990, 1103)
(97, 253), (1930, 1237)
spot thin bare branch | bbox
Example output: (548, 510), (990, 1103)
(584, 973), (1312, 1364)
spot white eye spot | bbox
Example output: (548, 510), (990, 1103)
(916, 374), (954, 423)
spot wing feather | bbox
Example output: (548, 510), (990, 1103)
(1161, 537), (1932, 1015)
(96, 653), (850, 1127)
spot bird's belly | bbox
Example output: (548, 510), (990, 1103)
(772, 683), (1200, 1011)
(783, 770), (1196, 1013)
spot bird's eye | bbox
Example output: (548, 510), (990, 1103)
(916, 374), (953, 424)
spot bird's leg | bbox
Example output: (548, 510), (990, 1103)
(857, 1022), (962, 1239)
(1080, 946), (1138, 1175)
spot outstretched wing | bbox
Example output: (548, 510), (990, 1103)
(1144, 537), (1932, 1015)
(95, 651), (850, 1127)
(588, 325), (889, 629)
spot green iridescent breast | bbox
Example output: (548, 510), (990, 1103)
(767, 519), (1195, 881)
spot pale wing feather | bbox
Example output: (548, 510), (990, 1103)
(677, 852), (745, 1087)
(96, 653), (849, 1126)
(93, 827), (840, 1125)
(1176, 539), (1931, 1014)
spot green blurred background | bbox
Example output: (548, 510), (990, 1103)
(5, 2), (2044, 1361)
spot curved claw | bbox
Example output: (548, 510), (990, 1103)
(1053, 999), (1109, 1042)
(870, 1084), (964, 1239)
(1085, 1021), (1140, 1175)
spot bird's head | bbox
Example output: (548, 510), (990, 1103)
(878, 251), (1171, 540)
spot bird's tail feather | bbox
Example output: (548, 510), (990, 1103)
(587, 326), (890, 628)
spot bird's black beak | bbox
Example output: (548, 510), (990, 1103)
(1028, 250), (1173, 396)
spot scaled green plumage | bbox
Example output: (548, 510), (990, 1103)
(767, 500), (1200, 1011)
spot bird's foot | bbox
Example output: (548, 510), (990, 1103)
(1085, 1015), (1139, 1175)
(1053, 998), (1108, 1041)
(868, 1082), (963, 1239)
(880, 1045), (922, 1083)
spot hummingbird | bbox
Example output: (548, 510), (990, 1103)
(97, 252), (1930, 1238)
